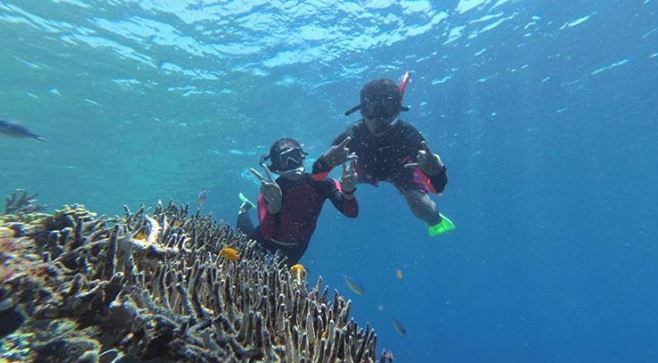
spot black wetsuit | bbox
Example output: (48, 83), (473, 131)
(313, 119), (447, 193)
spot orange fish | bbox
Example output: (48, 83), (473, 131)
(396, 270), (403, 280)
(290, 264), (306, 285)
(219, 246), (240, 261)
(133, 230), (147, 241)
(290, 264), (306, 277)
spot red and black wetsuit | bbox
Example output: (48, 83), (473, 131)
(251, 173), (358, 265)
(313, 119), (447, 194)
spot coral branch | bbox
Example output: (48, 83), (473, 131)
(0, 201), (379, 362)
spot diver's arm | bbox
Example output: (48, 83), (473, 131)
(426, 165), (448, 194)
(257, 194), (278, 239)
(405, 127), (448, 194)
(311, 156), (333, 181)
(325, 179), (358, 218)
(312, 131), (353, 180)
(417, 142), (447, 193)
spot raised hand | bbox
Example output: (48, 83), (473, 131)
(322, 136), (357, 168)
(249, 163), (282, 214)
(340, 158), (358, 194)
(404, 141), (444, 175)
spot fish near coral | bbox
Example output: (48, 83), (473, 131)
(342, 275), (365, 296)
(0, 119), (46, 142)
(197, 190), (208, 207)
(133, 230), (148, 241)
(391, 319), (406, 337)
(290, 264), (306, 277)
(219, 246), (240, 261)
(290, 264), (306, 285)
(379, 350), (395, 363)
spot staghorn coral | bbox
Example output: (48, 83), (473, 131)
(3, 189), (47, 215)
(0, 201), (379, 362)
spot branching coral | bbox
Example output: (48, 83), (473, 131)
(3, 189), (47, 215)
(1, 200), (379, 362)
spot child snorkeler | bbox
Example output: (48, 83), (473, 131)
(237, 138), (359, 265)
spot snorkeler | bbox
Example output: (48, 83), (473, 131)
(312, 74), (455, 237)
(236, 138), (359, 265)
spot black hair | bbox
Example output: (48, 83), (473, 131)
(359, 79), (402, 119)
(360, 78), (402, 104)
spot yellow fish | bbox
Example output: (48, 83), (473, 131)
(342, 275), (365, 296)
(396, 270), (403, 280)
(133, 230), (147, 241)
(290, 264), (306, 277)
(290, 264), (306, 285)
(219, 246), (240, 261)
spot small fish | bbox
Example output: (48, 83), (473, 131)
(290, 263), (306, 278)
(379, 350), (395, 363)
(391, 319), (406, 337)
(133, 230), (147, 241)
(197, 190), (208, 206)
(0, 119), (46, 142)
(396, 270), (403, 280)
(219, 246), (240, 261)
(290, 264), (306, 285)
(342, 275), (365, 296)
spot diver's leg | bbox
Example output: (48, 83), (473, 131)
(401, 189), (441, 225)
(236, 204), (255, 236)
(401, 189), (455, 236)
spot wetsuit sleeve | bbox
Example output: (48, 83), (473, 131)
(312, 130), (353, 181)
(405, 126), (448, 194)
(321, 179), (358, 218)
(257, 194), (278, 240)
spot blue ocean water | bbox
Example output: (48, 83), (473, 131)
(1, 0), (657, 362)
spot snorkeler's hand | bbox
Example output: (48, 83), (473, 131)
(322, 136), (357, 168)
(260, 182), (282, 213)
(250, 165), (282, 214)
(404, 141), (444, 175)
(340, 159), (358, 194)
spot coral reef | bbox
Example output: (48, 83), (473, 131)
(3, 189), (47, 215)
(1, 200), (378, 362)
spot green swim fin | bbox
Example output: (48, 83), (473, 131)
(239, 192), (255, 212)
(428, 213), (455, 237)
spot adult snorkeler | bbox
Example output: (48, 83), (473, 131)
(312, 73), (455, 237)
(237, 138), (359, 265)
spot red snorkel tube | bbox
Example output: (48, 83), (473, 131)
(399, 71), (411, 112)
(399, 71), (410, 98)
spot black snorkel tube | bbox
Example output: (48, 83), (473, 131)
(344, 71), (412, 117)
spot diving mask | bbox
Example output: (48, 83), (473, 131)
(269, 146), (307, 174)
